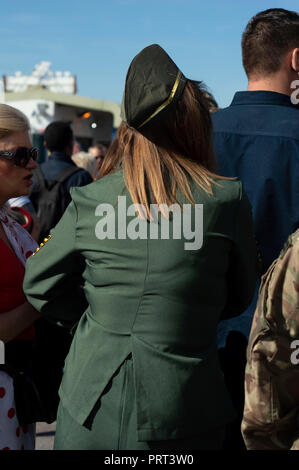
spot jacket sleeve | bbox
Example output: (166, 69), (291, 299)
(23, 197), (88, 330)
(221, 185), (261, 320)
(241, 232), (299, 450)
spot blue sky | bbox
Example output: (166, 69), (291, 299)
(1, 0), (298, 108)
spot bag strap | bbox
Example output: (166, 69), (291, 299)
(33, 166), (46, 189)
(54, 166), (81, 183)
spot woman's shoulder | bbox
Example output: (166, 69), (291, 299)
(189, 177), (244, 206)
(211, 178), (243, 203)
(70, 170), (125, 203)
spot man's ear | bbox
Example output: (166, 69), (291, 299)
(291, 48), (299, 73)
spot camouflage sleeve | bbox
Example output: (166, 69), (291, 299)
(241, 231), (299, 450)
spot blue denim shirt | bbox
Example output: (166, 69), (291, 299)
(39, 151), (93, 192)
(212, 91), (299, 345)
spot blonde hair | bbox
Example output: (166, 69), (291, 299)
(72, 151), (98, 176)
(0, 103), (30, 139)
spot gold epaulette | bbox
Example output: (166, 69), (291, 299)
(32, 234), (53, 256)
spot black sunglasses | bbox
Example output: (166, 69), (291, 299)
(0, 147), (39, 167)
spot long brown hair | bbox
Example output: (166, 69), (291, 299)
(100, 80), (224, 219)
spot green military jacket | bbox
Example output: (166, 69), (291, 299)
(23, 170), (259, 441)
(242, 230), (299, 450)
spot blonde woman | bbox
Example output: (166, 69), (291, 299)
(0, 104), (40, 450)
(24, 45), (259, 450)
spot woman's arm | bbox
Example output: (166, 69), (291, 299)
(23, 198), (87, 330)
(0, 302), (40, 343)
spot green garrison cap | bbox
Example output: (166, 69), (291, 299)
(121, 44), (187, 130)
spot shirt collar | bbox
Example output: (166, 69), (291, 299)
(230, 90), (299, 109)
(48, 151), (75, 164)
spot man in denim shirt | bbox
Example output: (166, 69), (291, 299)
(213, 8), (299, 345)
(213, 8), (299, 448)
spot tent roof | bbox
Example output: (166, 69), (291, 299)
(4, 89), (121, 127)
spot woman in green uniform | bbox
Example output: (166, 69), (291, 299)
(23, 44), (259, 450)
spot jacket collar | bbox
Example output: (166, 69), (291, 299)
(48, 151), (75, 164)
(230, 90), (299, 109)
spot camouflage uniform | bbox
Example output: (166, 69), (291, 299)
(242, 230), (299, 450)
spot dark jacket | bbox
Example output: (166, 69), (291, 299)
(212, 91), (299, 273)
(23, 171), (259, 440)
(39, 151), (93, 192)
(213, 90), (299, 346)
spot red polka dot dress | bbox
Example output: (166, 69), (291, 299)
(0, 372), (35, 450)
(0, 211), (38, 450)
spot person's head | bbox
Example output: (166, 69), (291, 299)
(89, 143), (107, 160)
(44, 121), (74, 156)
(242, 9), (299, 85)
(0, 104), (38, 206)
(72, 140), (82, 155)
(203, 91), (219, 113)
(89, 142), (107, 178)
(101, 44), (223, 219)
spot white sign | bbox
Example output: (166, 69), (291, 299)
(7, 99), (55, 133)
(3, 61), (76, 94)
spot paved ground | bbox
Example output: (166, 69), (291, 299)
(35, 422), (56, 450)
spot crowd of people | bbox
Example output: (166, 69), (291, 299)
(0, 7), (298, 451)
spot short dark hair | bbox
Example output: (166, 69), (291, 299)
(44, 121), (73, 152)
(242, 8), (299, 78)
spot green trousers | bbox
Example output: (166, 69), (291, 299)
(54, 357), (225, 450)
